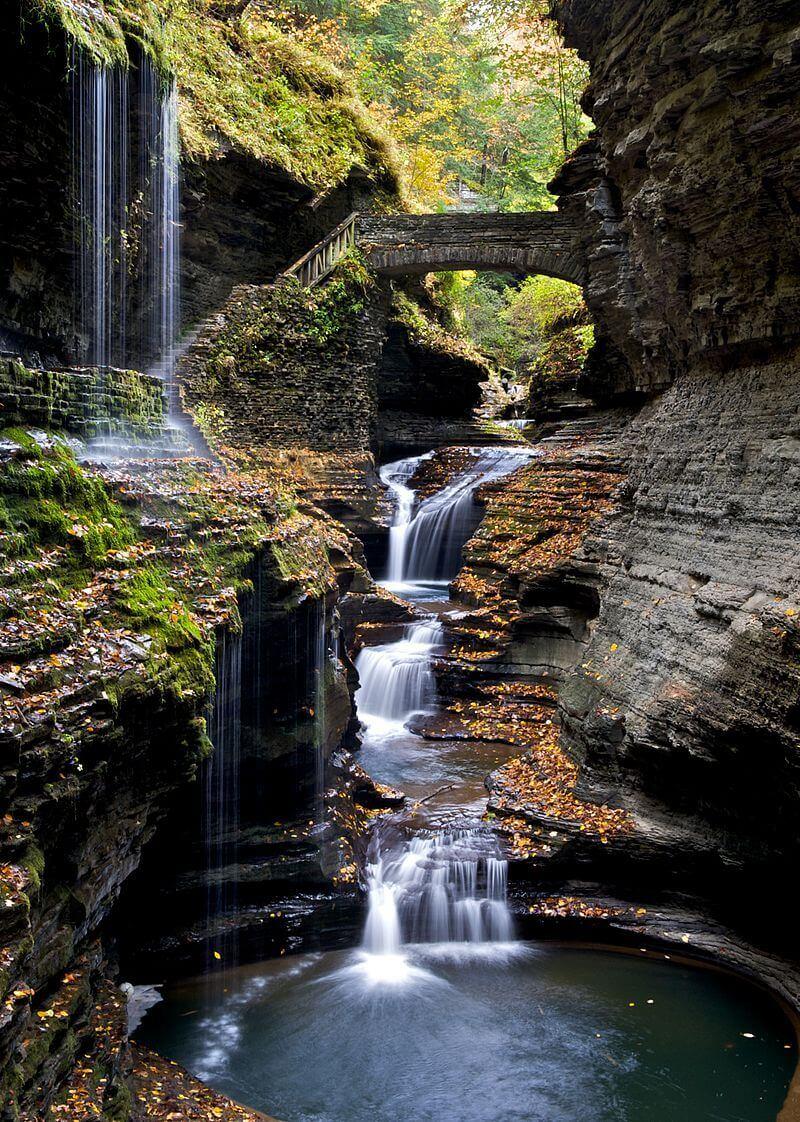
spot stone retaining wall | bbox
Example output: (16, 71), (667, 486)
(0, 357), (166, 436)
(177, 277), (391, 454)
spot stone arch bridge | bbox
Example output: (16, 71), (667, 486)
(359, 212), (585, 286)
(284, 211), (586, 288)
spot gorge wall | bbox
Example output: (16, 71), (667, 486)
(0, 5), (402, 1115)
(547, 0), (800, 910)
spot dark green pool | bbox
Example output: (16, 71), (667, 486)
(137, 943), (796, 1122)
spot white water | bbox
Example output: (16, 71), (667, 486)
(204, 629), (243, 968)
(73, 55), (181, 402)
(362, 828), (514, 971)
(353, 446), (529, 985)
(354, 620), (444, 737)
(73, 54), (128, 370)
(141, 65), (181, 401)
(380, 447), (533, 598)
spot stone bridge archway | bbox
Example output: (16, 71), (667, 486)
(357, 212), (586, 287)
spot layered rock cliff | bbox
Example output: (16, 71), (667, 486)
(540, 0), (800, 914)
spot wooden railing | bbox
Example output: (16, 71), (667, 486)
(282, 212), (359, 288)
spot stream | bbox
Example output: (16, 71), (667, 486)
(137, 446), (797, 1121)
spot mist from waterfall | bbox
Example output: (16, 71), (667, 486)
(72, 53), (181, 399)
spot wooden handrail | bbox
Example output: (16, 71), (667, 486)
(282, 211), (359, 289)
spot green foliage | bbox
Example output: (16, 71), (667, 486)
(432, 270), (592, 411)
(432, 271), (513, 360)
(527, 322), (594, 411)
(508, 274), (586, 337)
(0, 434), (135, 567)
(167, 2), (402, 188)
(392, 288), (487, 368)
(210, 251), (373, 375)
(25, 0), (168, 68)
(271, 0), (589, 208)
(24, 0), (402, 192)
(307, 249), (374, 341)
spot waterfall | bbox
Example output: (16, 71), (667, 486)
(354, 619), (444, 736)
(381, 447), (533, 591)
(72, 54), (181, 400)
(140, 62), (181, 402)
(73, 52), (129, 370)
(363, 828), (514, 955)
(313, 602), (328, 822)
(379, 453), (433, 584)
(204, 631), (243, 969)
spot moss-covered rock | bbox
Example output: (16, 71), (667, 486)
(22, 0), (402, 191)
(0, 358), (166, 438)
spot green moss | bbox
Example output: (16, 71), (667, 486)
(167, 3), (401, 188)
(20, 843), (45, 895)
(0, 436), (135, 568)
(116, 564), (203, 649)
(23, 0), (169, 69)
(113, 563), (216, 702)
(0, 427), (39, 452)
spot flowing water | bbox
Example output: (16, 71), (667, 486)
(354, 619), (444, 738)
(203, 630), (243, 969)
(363, 827), (513, 955)
(73, 53), (129, 371)
(72, 54), (181, 398)
(138, 442), (799, 1120)
(139, 62), (181, 400)
(380, 446), (532, 602)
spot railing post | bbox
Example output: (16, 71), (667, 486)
(280, 212), (359, 289)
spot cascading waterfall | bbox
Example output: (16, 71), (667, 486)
(354, 619), (444, 736)
(363, 828), (514, 957)
(381, 447), (533, 591)
(204, 630), (243, 969)
(379, 453), (432, 584)
(72, 53), (181, 400)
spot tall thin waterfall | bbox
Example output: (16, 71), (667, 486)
(73, 54), (181, 399)
(379, 454), (432, 584)
(363, 828), (514, 955)
(204, 631), (243, 968)
(354, 620), (444, 736)
(73, 53), (129, 369)
(381, 447), (533, 589)
(140, 63), (181, 400)
(313, 603), (328, 822)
